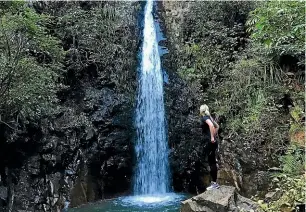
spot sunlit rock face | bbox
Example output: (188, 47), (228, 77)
(181, 186), (258, 212)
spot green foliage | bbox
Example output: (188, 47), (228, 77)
(178, 2), (255, 78)
(172, 3), (305, 194)
(257, 174), (305, 211)
(176, 3), (268, 128)
(288, 105), (304, 146)
(177, 1), (303, 139)
(50, 2), (138, 91)
(279, 144), (304, 176)
(290, 105), (303, 122)
(257, 144), (305, 211)
(247, 1), (305, 65)
(0, 2), (63, 126)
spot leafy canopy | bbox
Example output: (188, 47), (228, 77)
(0, 1), (63, 126)
(247, 1), (305, 64)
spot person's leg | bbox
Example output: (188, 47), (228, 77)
(210, 165), (218, 182)
(210, 142), (218, 181)
(207, 142), (219, 190)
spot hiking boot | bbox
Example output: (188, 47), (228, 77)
(206, 182), (220, 190)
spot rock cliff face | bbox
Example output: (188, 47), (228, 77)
(0, 2), (140, 211)
(159, 1), (277, 197)
(0, 2), (295, 211)
(156, 1), (206, 194)
(0, 49), (137, 212)
(159, 0), (223, 194)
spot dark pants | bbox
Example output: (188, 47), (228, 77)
(206, 141), (218, 182)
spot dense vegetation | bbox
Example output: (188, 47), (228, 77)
(0, 1), (139, 211)
(256, 144), (305, 211)
(168, 1), (304, 210)
(0, 1), (63, 136)
(176, 1), (304, 137)
(0, 1), (304, 211)
(0, 1), (138, 135)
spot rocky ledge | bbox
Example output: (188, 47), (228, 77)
(181, 186), (258, 212)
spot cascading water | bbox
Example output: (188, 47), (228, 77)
(70, 1), (188, 210)
(134, 0), (170, 196)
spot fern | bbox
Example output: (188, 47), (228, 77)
(279, 144), (304, 176)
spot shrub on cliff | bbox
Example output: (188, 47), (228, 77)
(169, 1), (304, 193)
(177, 1), (304, 142)
(247, 1), (305, 66)
(39, 1), (139, 93)
(257, 144), (305, 212)
(0, 2), (64, 136)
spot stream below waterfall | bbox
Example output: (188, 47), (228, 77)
(69, 194), (188, 212)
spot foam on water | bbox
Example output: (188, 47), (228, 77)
(121, 193), (185, 207)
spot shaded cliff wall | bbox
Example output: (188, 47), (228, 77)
(0, 2), (141, 211)
(159, 1), (300, 197)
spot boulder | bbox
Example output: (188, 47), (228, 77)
(181, 186), (258, 212)
(264, 189), (282, 202)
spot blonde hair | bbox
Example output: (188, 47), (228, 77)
(200, 104), (210, 116)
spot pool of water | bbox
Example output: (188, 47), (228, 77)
(69, 193), (188, 212)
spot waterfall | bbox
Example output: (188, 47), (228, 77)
(134, 0), (170, 195)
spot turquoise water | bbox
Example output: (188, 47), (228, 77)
(69, 193), (188, 212)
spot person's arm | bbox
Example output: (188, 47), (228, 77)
(210, 116), (219, 136)
(205, 119), (216, 143)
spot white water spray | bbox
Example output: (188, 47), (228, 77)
(134, 0), (170, 196)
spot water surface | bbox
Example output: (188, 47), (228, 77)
(69, 193), (188, 212)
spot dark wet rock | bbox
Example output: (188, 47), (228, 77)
(2, 79), (136, 211)
(0, 186), (7, 208)
(181, 186), (258, 212)
(85, 127), (95, 141)
(0, 2), (139, 211)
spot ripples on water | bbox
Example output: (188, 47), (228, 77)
(69, 193), (188, 212)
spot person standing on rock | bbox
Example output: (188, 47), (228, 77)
(200, 104), (220, 190)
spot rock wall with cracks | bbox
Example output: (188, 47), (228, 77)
(0, 60), (137, 212)
(158, 1), (278, 197)
(0, 1), (140, 211)
(157, 1), (207, 194)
